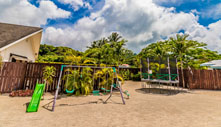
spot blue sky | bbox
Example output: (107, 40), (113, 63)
(0, 0), (221, 53)
(28, 0), (220, 27)
(156, 0), (221, 25)
(28, 0), (105, 28)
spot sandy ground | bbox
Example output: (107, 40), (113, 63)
(1, 81), (221, 127)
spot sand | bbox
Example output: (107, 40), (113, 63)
(1, 81), (221, 127)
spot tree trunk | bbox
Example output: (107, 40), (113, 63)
(180, 58), (185, 88)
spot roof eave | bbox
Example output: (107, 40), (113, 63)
(0, 29), (43, 52)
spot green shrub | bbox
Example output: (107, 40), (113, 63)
(131, 73), (141, 81)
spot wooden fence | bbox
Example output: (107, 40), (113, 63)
(1, 62), (221, 93)
(0, 62), (27, 93)
(180, 69), (221, 90)
(0, 62), (63, 93)
(23, 63), (62, 92)
(0, 62), (140, 93)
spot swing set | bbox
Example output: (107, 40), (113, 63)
(52, 65), (128, 112)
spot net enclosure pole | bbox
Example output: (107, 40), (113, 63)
(52, 65), (65, 112)
(147, 57), (150, 80)
(147, 57), (150, 92)
(140, 58), (142, 80)
(176, 58), (180, 82)
(167, 57), (171, 94)
(167, 57), (171, 81)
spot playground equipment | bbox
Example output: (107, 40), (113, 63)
(64, 68), (76, 94)
(140, 57), (180, 92)
(26, 83), (45, 112)
(52, 65), (126, 112)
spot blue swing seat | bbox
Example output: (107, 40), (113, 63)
(65, 89), (75, 94)
(93, 90), (100, 96)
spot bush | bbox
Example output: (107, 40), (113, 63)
(131, 73), (141, 81)
(120, 70), (131, 80)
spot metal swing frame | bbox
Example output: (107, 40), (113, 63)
(52, 65), (125, 112)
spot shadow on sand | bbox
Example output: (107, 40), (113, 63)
(136, 88), (188, 96)
(23, 102), (30, 112)
(42, 97), (124, 111)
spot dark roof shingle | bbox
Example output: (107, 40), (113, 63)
(0, 22), (42, 48)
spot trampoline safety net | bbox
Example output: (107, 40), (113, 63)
(141, 57), (179, 81)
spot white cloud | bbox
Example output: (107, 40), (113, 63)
(44, 0), (221, 53)
(153, 0), (184, 5)
(44, 17), (106, 51)
(202, 3), (221, 20)
(191, 9), (200, 15)
(43, 0), (194, 52)
(0, 0), (71, 26)
(153, 0), (202, 6)
(186, 20), (221, 52)
(58, 0), (92, 11)
(1, 0), (219, 53)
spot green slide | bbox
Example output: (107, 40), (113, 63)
(26, 84), (45, 112)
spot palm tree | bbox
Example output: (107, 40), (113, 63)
(63, 69), (81, 95)
(120, 49), (134, 64)
(88, 38), (107, 49)
(83, 58), (97, 65)
(85, 32), (129, 66)
(43, 66), (56, 92)
(100, 43), (115, 65)
(63, 67), (94, 96)
(84, 47), (103, 64)
(80, 67), (93, 95)
(169, 34), (206, 87)
(64, 55), (82, 65)
(95, 68), (124, 90)
(108, 32), (122, 42)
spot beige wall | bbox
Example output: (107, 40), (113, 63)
(0, 31), (42, 62)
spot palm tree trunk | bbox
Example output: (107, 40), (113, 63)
(180, 58), (185, 88)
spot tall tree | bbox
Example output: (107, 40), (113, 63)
(108, 32), (122, 42)
(169, 34), (206, 87)
(85, 32), (130, 65)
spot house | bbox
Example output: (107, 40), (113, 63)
(0, 22), (42, 62)
(200, 60), (221, 69)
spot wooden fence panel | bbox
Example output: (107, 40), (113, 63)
(23, 63), (62, 92)
(180, 69), (221, 90)
(3, 62), (221, 93)
(0, 62), (27, 93)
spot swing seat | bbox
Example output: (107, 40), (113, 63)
(106, 90), (111, 92)
(112, 83), (118, 88)
(101, 88), (106, 91)
(123, 90), (130, 97)
(100, 88), (111, 95)
(65, 89), (75, 94)
(93, 90), (100, 96)
(101, 88), (110, 92)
